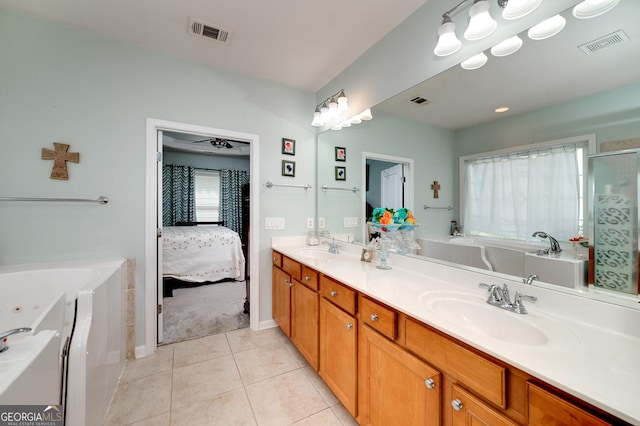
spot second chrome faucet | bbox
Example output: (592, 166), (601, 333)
(479, 283), (537, 314)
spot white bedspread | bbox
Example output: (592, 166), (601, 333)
(162, 226), (245, 283)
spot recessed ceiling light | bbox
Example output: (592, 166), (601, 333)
(495, 107), (510, 113)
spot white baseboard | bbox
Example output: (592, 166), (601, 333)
(258, 319), (278, 330)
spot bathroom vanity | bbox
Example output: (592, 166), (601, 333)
(272, 237), (640, 425)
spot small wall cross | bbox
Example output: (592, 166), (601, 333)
(42, 142), (79, 180)
(431, 180), (441, 199)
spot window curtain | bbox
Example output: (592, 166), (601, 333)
(219, 170), (250, 235)
(162, 164), (196, 226)
(463, 147), (579, 241)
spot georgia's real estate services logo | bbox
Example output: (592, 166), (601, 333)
(0, 405), (63, 426)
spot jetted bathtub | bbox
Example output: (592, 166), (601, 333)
(0, 259), (127, 426)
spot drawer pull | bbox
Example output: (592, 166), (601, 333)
(330, 291), (337, 297)
(273, 257), (277, 261)
(424, 378), (436, 389)
(305, 275), (311, 281)
(289, 282), (294, 287)
(284, 279), (289, 284)
(346, 323), (353, 330)
(370, 313), (379, 321)
(451, 399), (463, 411)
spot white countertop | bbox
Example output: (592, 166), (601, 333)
(273, 237), (640, 425)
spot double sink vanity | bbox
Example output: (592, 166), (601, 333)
(272, 236), (640, 425)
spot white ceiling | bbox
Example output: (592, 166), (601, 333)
(0, 0), (426, 92)
(375, 1), (640, 129)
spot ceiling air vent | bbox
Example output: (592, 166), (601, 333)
(189, 18), (232, 44)
(578, 30), (628, 55)
(410, 96), (430, 105)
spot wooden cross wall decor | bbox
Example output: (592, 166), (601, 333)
(431, 180), (441, 199)
(42, 142), (79, 180)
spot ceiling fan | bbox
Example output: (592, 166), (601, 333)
(193, 137), (235, 149)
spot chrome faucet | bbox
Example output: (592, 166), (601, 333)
(322, 237), (341, 254)
(532, 231), (562, 256)
(479, 283), (537, 314)
(523, 274), (539, 285)
(0, 327), (32, 353)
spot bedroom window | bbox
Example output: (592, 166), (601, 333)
(194, 169), (220, 221)
(460, 136), (592, 242)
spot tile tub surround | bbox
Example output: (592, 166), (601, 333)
(105, 327), (358, 425)
(272, 237), (640, 424)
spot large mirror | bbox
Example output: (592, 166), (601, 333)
(317, 1), (640, 302)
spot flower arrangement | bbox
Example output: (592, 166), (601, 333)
(370, 207), (416, 226)
(569, 236), (589, 248)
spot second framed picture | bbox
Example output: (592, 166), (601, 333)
(335, 147), (346, 161)
(282, 160), (296, 177)
(335, 166), (346, 181)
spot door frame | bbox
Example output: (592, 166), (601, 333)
(145, 118), (260, 356)
(361, 152), (414, 243)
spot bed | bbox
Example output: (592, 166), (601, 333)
(162, 223), (246, 285)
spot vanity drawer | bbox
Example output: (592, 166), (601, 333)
(405, 318), (506, 409)
(282, 256), (301, 281)
(300, 265), (319, 291)
(272, 250), (282, 268)
(360, 295), (397, 340)
(320, 275), (357, 315)
(527, 383), (612, 426)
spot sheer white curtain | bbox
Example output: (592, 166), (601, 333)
(463, 147), (580, 241)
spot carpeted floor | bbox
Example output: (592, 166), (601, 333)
(161, 280), (249, 345)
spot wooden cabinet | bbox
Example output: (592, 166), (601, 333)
(291, 275), (319, 370)
(527, 383), (612, 426)
(359, 323), (441, 426)
(272, 264), (291, 336)
(319, 295), (358, 418)
(451, 384), (518, 426)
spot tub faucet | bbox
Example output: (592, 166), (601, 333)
(532, 231), (562, 256)
(0, 327), (32, 353)
(523, 274), (539, 285)
(323, 237), (341, 254)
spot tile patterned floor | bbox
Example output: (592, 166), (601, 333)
(105, 327), (359, 425)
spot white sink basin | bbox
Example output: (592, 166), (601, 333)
(419, 291), (579, 349)
(292, 248), (336, 261)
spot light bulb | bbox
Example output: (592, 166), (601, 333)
(311, 107), (323, 127)
(434, 19), (461, 57)
(573, 0), (620, 19)
(464, 1), (497, 41)
(528, 14), (566, 40)
(360, 109), (373, 121)
(461, 52), (488, 70)
(502, 0), (542, 20)
(491, 35), (523, 57)
(337, 90), (348, 111)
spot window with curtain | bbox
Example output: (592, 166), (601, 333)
(462, 141), (587, 242)
(194, 169), (220, 221)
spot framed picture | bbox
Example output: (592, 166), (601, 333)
(361, 248), (374, 263)
(335, 146), (346, 161)
(282, 138), (296, 155)
(335, 166), (346, 181)
(282, 160), (295, 177)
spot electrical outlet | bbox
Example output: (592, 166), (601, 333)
(318, 217), (325, 228)
(306, 217), (314, 229)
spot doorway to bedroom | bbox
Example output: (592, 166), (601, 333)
(158, 130), (251, 345)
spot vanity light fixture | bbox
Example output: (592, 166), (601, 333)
(527, 14), (566, 40)
(491, 35), (523, 56)
(572, 0), (620, 19)
(311, 89), (349, 127)
(461, 51), (488, 70)
(433, 0), (538, 58)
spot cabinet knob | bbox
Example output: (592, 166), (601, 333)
(273, 257), (278, 261)
(330, 291), (337, 297)
(346, 323), (353, 330)
(370, 314), (379, 321)
(451, 399), (463, 411)
(305, 275), (311, 281)
(424, 378), (436, 389)
(289, 282), (294, 287)
(284, 279), (289, 284)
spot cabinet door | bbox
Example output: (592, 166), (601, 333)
(451, 384), (517, 426)
(291, 279), (319, 370)
(319, 297), (358, 417)
(527, 383), (612, 426)
(272, 266), (291, 336)
(360, 324), (441, 426)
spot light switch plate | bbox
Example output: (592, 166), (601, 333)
(265, 217), (285, 229)
(344, 217), (358, 227)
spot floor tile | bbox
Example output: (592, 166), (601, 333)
(173, 332), (231, 368)
(128, 411), (171, 426)
(245, 369), (327, 426)
(104, 371), (172, 425)
(301, 366), (339, 407)
(233, 342), (299, 385)
(121, 344), (174, 382)
(170, 388), (257, 426)
(171, 354), (243, 410)
(226, 326), (285, 353)
(282, 338), (310, 368)
(331, 404), (360, 426)
(292, 408), (343, 425)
